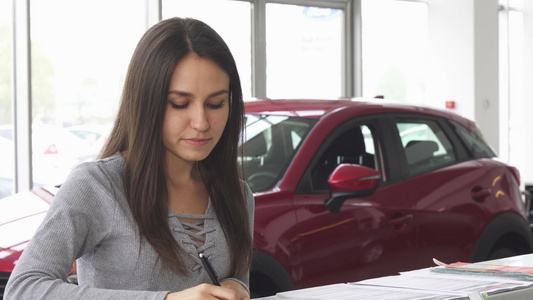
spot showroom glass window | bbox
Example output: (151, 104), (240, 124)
(29, 0), (146, 189)
(361, 0), (428, 104)
(266, 4), (343, 99)
(0, 1), (13, 198)
(162, 0), (252, 100)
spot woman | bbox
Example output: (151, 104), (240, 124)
(5, 17), (254, 300)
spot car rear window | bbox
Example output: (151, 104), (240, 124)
(451, 121), (496, 159)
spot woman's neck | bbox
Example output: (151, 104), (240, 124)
(165, 154), (208, 215)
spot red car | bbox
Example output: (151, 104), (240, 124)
(1, 98), (532, 298)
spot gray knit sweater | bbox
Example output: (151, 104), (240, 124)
(5, 153), (254, 299)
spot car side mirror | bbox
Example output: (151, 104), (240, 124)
(324, 164), (381, 213)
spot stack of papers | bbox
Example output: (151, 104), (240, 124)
(432, 258), (533, 281)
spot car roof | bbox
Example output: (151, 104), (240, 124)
(244, 98), (475, 131)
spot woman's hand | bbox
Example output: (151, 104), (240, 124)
(220, 279), (250, 300)
(164, 283), (241, 300)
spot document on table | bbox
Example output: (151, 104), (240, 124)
(397, 267), (533, 295)
(276, 283), (469, 300)
(275, 267), (533, 300)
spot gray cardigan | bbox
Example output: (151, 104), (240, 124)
(5, 153), (254, 299)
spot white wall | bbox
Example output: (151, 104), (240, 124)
(426, 0), (500, 154)
(427, 1), (475, 120)
(473, 0), (499, 153)
(426, 0), (533, 185)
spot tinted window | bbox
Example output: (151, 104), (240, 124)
(241, 114), (315, 192)
(310, 124), (379, 191)
(396, 119), (455, 174)
(452, 121), (496, 159)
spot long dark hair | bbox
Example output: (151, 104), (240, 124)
(100, 17), (252, 276)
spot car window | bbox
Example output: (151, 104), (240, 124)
(396, 119), (455, 174)
(310, 124), (379, 191)
(241, 114), (315, 192)
(451, 121), (496, 159)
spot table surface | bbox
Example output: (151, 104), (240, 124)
(253, 253), (533, 300)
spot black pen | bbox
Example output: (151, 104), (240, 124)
(199, 252), (221, 286)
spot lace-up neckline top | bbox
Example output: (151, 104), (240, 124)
(169, 211), (216, 254)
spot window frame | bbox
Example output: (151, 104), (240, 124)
(384, 113), (469, 179)
(8, 0), (357, 195)
(250, 0), (355, 98)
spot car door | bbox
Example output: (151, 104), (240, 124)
(389, 115), (495, 268)
(292, 117), (417, 288)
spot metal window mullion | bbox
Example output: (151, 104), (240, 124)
(251, 0), (267, 98)
(340, 0), (353, 97)
(146, 0), (162, 29)
(12, 0), (32, 193)
(352, 0), (362, 97)
(266, 0), (347, 9)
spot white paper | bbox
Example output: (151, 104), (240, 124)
(274, 265), (533, 300)
(398, 268), (533, 295)
(353, 273), (530, 295)
(276, 283), (468, 300)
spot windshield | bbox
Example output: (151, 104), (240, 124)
(240, 114), (316, 192)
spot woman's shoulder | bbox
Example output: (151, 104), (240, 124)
(51, 153), (126, 214)
(61, 152), (125, 195)
(72, 152), (124, 178)
(239, 179), (252, 195)
(95, 152), (125, 173)
(240, 180), (254, 210)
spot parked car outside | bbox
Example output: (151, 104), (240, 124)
(0, 124), (103, 199)
(65, 124), (112, 154)
(0, 136), (14, 199)
(1, 98), (532, 299)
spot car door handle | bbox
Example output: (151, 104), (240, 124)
(471, 187), (492, 202)
(388, 214), (413, 232)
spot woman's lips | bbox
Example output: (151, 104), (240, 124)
(183, 138), (211, 146)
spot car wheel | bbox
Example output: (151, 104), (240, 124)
(471, 213), (533, 262)
(250, 251), (294, 298)
(250, 271), (281, 298)
(487, 247), (519, 261)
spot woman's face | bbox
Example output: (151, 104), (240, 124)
(162, 53), (230, 166)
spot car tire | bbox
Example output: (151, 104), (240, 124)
(487, 247), (520, 260)
(250, 251), (294, 298)
(471, 212), (533, 262)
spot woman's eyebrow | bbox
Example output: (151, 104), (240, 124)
(168, 89), (229, 99)
(208, 89), (230, 98)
